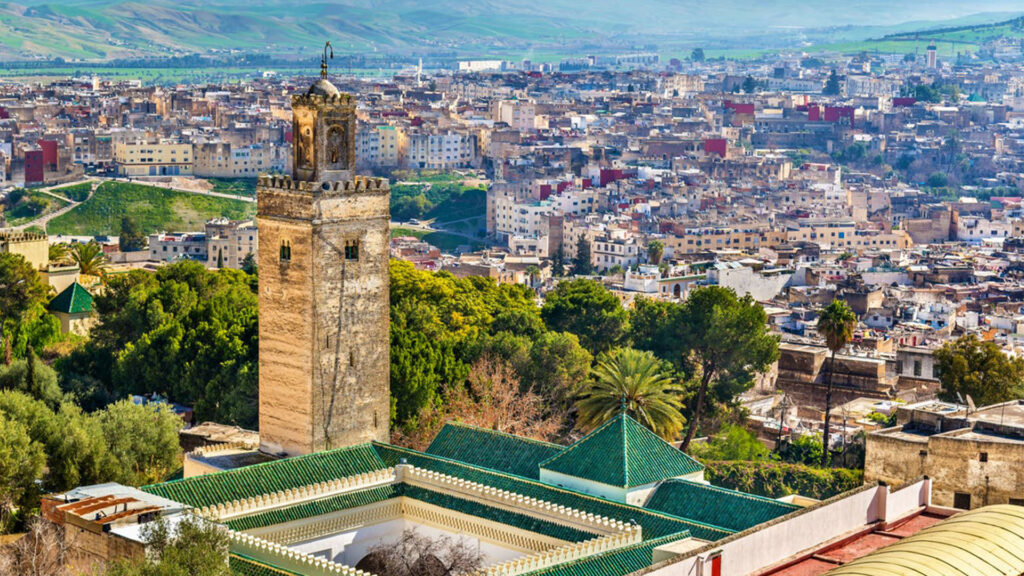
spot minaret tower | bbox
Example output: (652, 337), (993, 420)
(256, 44), (391, 457)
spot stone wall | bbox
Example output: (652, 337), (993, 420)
(257, 176), (390, 456)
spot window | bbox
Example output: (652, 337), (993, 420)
(280, 240), (291, 262)
(980, 452), (988, 463)
(913, 360), (922, 377)
(345, 241), (359, 261)
(953, 492), (971, 510)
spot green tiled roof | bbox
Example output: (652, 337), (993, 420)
(425, 422), (563, 479)
(226, 482), (598, 543)
(373, 442), (731, 542)
(522, 532), (690, 576)
(142, 444), (388, 508)
(402, 484), (598, 543)
(539, 413), (704, 489)
(645, 479), (800, 533)
(226, 485), (400, 531)
(230, 553), (303, 576)
(48, 282), (93, 314)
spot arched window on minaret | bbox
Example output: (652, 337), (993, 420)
(327, 125), (346, 168)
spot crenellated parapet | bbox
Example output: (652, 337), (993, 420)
(197, 468), (396, 521)
(397, 465), (632, 536)
(292, 92), (355, 109)
(257, 174), (389, 195)
(230, 531), (372, 576)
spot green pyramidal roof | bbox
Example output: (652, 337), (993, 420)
(539, 413), (704, 489)
(48, 282), (93, 314)
(425, 422), (563, 479)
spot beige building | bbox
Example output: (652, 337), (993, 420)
(206, 218), (258, 269)
(406, 131), (477, 170)
(114, 140), (193, 177)
(0, 230), (48, 269)
(785, 219), (858, 250)
(866, 400), (1024, 510)
(664, 224), (785, 255)
(193, 142), (273, 178)
(355, 124), (404, 169)
(492, 99), (536, 132)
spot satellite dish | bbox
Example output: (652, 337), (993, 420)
(967, 394), (976, 414)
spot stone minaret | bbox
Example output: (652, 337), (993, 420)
(256, 75), (390, 457)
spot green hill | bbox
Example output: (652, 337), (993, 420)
(47, 181), (255, 237)
(0, 0), (1022, 60)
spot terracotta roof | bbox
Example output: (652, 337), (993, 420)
(824, 505), (1024, 576)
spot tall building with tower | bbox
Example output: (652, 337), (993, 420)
(927, 42), (938, 69)
(256, 73), (391, 457)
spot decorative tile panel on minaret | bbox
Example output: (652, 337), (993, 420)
(256, 58), (390, 457)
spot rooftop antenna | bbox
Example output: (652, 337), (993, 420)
(321, 41), (334, 79)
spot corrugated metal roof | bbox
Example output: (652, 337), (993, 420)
(825, 505), (1024, 576)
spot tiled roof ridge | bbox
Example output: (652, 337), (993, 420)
(372, 442), (734, 539)
(229, 552), (305, 576)
(143, 442), (379, 492)
(620, 412), (631, 487)
(538, 413), (621, 470)
(521, 531), (692, 576)
(661, 478), (801, 509)
(442, 420), (566, 449)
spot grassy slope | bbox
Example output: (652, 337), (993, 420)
(47, 181), (254, 236)
(2, 190), (69, 226)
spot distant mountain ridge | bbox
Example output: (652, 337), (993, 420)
(0, 0), (1021, 60)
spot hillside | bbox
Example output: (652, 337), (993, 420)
(46, 181), (255, 236)
(0, 0), (1022, 60)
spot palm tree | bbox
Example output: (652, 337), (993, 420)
(575, 348), (686, 440)
(817, 300), (858, 467)
(647, 240), (664, 265)
(70, 241), (108, 278)
(48, 242), (70, 263)
(525, 265), (541, 287)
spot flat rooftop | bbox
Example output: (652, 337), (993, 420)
(763, 512), (948, 576)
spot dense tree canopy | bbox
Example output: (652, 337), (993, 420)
(61, 261), (258, 427)
(935, 334), (1024, 407)
(0, 390), (182, 533)
(628, 287), (779, 449)
(0, 253), (53, 363)
(541, 279), (627, 354)
(389, 261), (594, 436)
(105, 514), (230, 576)
(0, 413), (46, 532)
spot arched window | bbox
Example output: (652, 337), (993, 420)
(280, 240), (291, 262)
